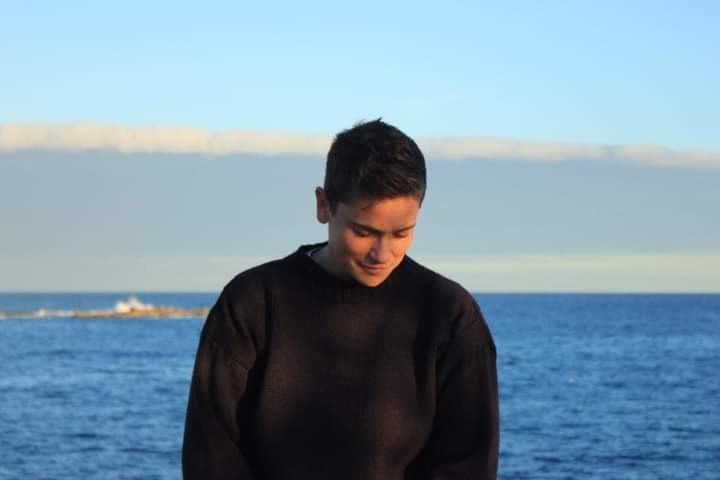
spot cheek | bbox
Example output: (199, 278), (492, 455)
(393, 234), (415, 255)
(340, 231), (372, 256)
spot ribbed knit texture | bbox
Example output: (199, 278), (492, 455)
(183, 243), (499, 479)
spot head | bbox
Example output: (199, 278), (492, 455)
(315, 119), (427, 287)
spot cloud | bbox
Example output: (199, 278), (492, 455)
(0, 124), (331, 156)
(421, 253), (720, 274)
(2, 253), (718, 292)
(419, 253), (720, 292)
(1, 124), (719, 169)
(420, 138), (720, 169)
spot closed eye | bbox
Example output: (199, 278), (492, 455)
(349, 222), (415, 238)
(352, 226), (373, 237)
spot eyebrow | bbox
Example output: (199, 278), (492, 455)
(350, 221), (416, 235)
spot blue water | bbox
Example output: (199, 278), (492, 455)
(1, 293), (718, 479)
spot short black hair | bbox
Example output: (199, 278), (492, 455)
(324, 119), (426, 211)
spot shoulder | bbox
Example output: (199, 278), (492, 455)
(402, 255), (491, 342)
(223, 257), (287, 301)
(222, 243), (318, 299)
(201, 257), (292, 359)
(213, 256), (291, 320)
(402, 255), (478, 310)
(217, 243), (316, 314)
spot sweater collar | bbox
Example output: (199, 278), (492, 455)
(286, 242), (410, 302)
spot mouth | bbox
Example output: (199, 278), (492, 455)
(359, 263), (390, 275)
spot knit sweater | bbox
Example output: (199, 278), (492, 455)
(182, 243), (499, 479)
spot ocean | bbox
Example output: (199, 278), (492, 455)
(1, 293), (718, 479)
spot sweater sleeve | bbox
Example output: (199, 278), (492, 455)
(426, 300), (500, 479)
(182, 288), (261, 480)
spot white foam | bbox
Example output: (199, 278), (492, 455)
(32, 308), (74, 319)
(0, 308), (75, 320)
(114, 296), (153, 314)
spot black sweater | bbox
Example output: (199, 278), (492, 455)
(182, 243), (499, 479)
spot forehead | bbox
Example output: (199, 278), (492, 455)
(341, 193), (422, 209)
(335, 195), (421, 227)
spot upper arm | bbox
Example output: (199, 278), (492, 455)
(182, 282), (267, 479)
(425, 299), (500, 479)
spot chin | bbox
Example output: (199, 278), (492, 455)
(351, 265), (394, 287)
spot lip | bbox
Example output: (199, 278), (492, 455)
(359, 263), (390, 274)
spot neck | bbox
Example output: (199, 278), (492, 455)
(311, 244), (342, 279)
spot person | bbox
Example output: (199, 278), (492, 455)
(182, 119), (499, 479)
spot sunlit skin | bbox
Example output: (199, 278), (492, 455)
(313, 188), (421, 287)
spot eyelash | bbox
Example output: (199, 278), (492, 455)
(353, 229), (372, 237)
(352, 228), (409, 239)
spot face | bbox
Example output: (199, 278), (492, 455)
(315, 189), (421, 287)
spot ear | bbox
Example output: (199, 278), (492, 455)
(315, 187), (330, 224)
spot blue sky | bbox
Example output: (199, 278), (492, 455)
(4, 1), (719, 148)
(1, 1), (718, 292)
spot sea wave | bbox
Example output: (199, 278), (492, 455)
(114, 296), (153, 314)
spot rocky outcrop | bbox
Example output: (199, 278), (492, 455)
(73, 306), (209, 318)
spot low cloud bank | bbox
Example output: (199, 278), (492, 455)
(1, 124), (719, 169)
(420, 253), (720, 293)
(2, 253), (718, 292)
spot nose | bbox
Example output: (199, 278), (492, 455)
(369, 236), (393, 264)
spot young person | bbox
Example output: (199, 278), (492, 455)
(182, 120), (499, 479)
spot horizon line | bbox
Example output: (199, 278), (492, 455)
(2, 290), (718, 295)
